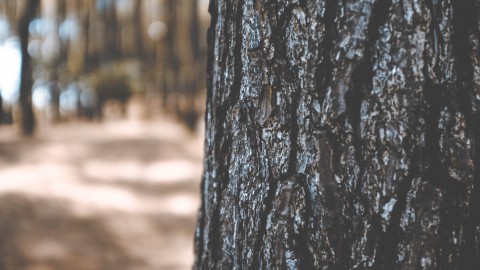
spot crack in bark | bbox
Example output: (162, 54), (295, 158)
(437, 192), (466, 268)
(463, 111), (480, 267)
(344, 0), (392, 265)
(422, 72), (465, 192)
(373, 156), (418, 269)
(288, 94), (300, 175)
(451, 0), (476, 132)
(316, 0), (336, 103)
(250, 114), (274, 268)
(252, 174), (277, 269)
(273, 4), (297, 63)
(209, 135), (232, 268)
(346, 0), (392, 186)
(471, 111), (480, 254)
(450, 1), (479, 267)
(229, 0), (245, 105)
(295, 174), (315, 269)
(421, 3), (475, 265)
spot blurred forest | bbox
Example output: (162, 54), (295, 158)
(0, 0), (209, 269)
(0, 0), (209, 134)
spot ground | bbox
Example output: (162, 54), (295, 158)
(0, 110), (203, 270)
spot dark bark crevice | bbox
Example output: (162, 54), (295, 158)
(346, 0), (393, 176)
(251, 174), (277, 269)
(316, 0), (336, 103)
(437, 192), (467, 268)
(373, 157), (418, 269)
(466, 111), (480, 266)
(296, 174), (315, 270)
(270, 3), (298, 75)
(422, 0), (466, 192)
(250, 131), (272, 238)
(450, 1), (479, 267)
(425, 0), (441, 57)
(368, 0), (393, 49)
(208, 152), (229, 268)
(288, 92), (301, 175)
(344, 1), (393, 264)
(229, 0), (245, 106)
(421, 9), (473, 264)
(422, 77), (465, 193)
(346, 66), (365, 174)
(451, 0), (476, 132)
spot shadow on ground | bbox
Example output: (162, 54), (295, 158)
(0, 117), (203, 270)
(0, 193), (134, 270)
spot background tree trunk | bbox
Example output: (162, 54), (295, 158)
(19, 0), (40, 136)
(195, 0), (480, 269)
(162, 0), (203, 129)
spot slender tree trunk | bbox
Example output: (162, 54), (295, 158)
(161, 0), (202, 129)
(81, 0), (91, 73)
(45, 0), (65, 123)
(108, 1), (118, 60)
(134, 0), (145, 60)
(2, 0), (17, 31)
(162, 0), (179, 112)
(195, 0), (480, 269)
(18, 0), (40, 136)
(0, 92), (3, 125)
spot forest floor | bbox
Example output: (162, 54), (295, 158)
(0, 106), (204, 270)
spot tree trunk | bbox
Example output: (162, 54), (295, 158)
(18, 0), (40, 136)
(195, 0), (480, 269)
(0, 92), (3, 125)
(161, 0), (179, 112)
(133, 0), (145, 60)
(162, 0), (202, 129)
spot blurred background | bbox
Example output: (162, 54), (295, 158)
(0, 0), (209, 269)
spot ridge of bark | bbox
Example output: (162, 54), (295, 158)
(251, 152), (276, 269)
(207, 1), (243, 266)
(194, 0), (219, 265)
(296, 174), (315, 269)
(209, 138), (232, 268)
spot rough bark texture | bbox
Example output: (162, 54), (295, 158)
(195, 0), (480, 269)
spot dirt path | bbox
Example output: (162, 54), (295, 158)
(0, 116), (203, 270)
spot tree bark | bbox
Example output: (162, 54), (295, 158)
(195, 0), (480, 269)
(18, 0), (40, 136)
